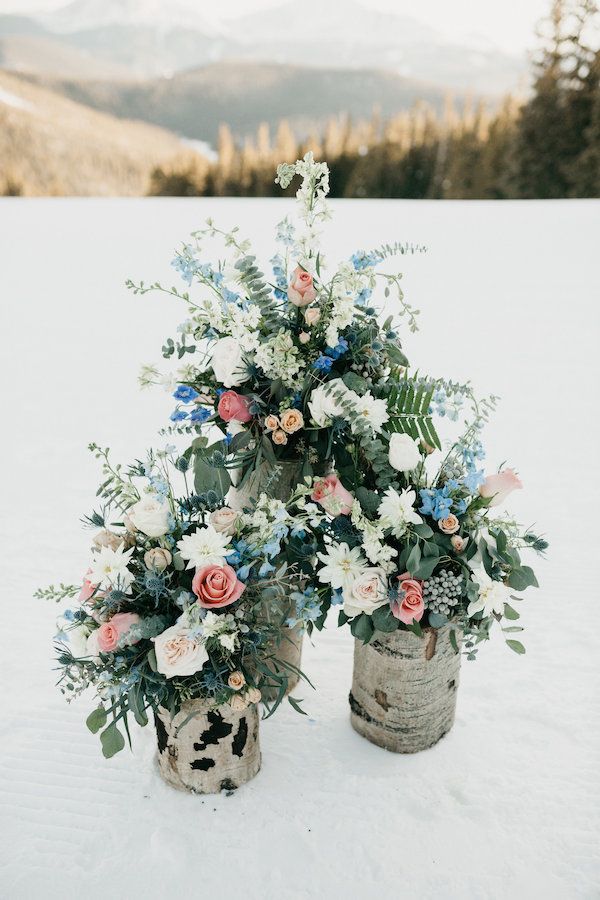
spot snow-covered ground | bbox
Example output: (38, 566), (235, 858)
(1, 198), (598, 900)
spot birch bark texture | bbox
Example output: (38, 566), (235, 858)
(155, 699), (261, 793)
(349, 625), (462, 753)
(228, 460), (305, 696)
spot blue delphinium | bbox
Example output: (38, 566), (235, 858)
(173, 385), (199, 403)
(325, 338), (349, 359)
(171, 251), (198, 285)
(276, 218), (295, 246)
(351, 250), (378, 271)
(170, 409), (188, 422)
(356, 287), (372, 305)
(419, 486), (453, 520)
(313, 355), (334, 372)
(286, 587), (322, 627)
(271, 254), (288, 300)
(189, 407), (212, 424)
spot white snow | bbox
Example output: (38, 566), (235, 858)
(0, 87), (34, 112)
(1, 197), (599, 900)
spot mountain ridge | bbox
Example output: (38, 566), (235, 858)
(0, 0), (525, 92)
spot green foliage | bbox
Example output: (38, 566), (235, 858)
(385, 378), (441, 449)
(372, 605), (399, 634)
(193, 438), (231, 499)
(34, 583), (80, 602)
(86, 706), (107, 734)
(100, 722), (126, 758)
(507, 566), (539, 591)
(350, 612), (375, 643)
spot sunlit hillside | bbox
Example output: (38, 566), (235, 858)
(0, 69), (201, 195)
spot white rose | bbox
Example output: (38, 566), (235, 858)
(308, 379), (354, 427)
(144, 547), (172, 571)
(68, 623), (91, 658)
(209, 507), (239, 536)
(210, 336), (249, 388)
(86, 629), (101, 661)
(92, 529), (127, 551)
(127, 495), (170, 538)
(388, 433), (422, 472)
(342, 567), (389, 617)
(153, 624), (209, 679)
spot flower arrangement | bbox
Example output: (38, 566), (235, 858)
(289, 409), (547, 655)
(128, 151), (546, 661)
(36, 444), (318, 758)
(130, 152), (426, 499)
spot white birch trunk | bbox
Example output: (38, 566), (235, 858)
(155, 699), (261, 794)
(228, 460), (305, 697)
(349, 625), (462, 753)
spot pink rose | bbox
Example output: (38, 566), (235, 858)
(311, 474), (354, 516)
(391, 572), (424, 624)
(97, 612), (141, 653)
(479, 469), (523, 507)
(78, 569), (97, 604)
(217, 390), (253, 423)
(288, 266), (317, 307)
(192, 564), (246, 609)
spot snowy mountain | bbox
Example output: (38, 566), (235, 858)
(0, 0), (524, 92)
(39, 0), (222, 36)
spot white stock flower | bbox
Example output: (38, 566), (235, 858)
(176, 525), (230, 570)
(254, 332), (304, 388)
(127, 494), (170, 538)
(388, 432), (422, 472)
(377, 487), (422, 538)
(87, 544), (135, 593)
(342, 567), (389, 617)
(467, 565), (509, 618)
(153, 624), (209, 679)
(219, 632), (237, 652)
(210, 336), (250, 387)
(317, 542), (368, 591)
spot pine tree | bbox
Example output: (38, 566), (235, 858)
(515, 0), (599, 197)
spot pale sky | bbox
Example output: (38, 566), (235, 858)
(0, 0), (551, 55)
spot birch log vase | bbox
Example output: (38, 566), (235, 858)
(155, 699), (261, 794)
(228, 460), (305, 698)
(349, 625), (462, 753)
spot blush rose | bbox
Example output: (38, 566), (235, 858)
(217, 390), (253, 423)
(96, 612), (141, 653)
(192, 563), (246, 609)
(391, 572), (424, 624)
(311, 474), (354, 516)
(479, 469), (523, 507)
(288, 266), (317, 306)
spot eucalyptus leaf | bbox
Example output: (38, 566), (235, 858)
(503, 602), (520, 621)
(100, 722), (125, 759)
(372, 604), (399, 634)
(86, 706), (107, 734)
(351, 613), (375, 644)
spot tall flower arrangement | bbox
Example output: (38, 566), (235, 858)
(130, 153), (425, 503)
(36, 444), (317, 757)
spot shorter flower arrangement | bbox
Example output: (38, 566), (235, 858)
(36, 444), (319, 758)
(288, 396), (547, 657)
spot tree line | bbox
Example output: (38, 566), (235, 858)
(149, 0), (600, 200)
